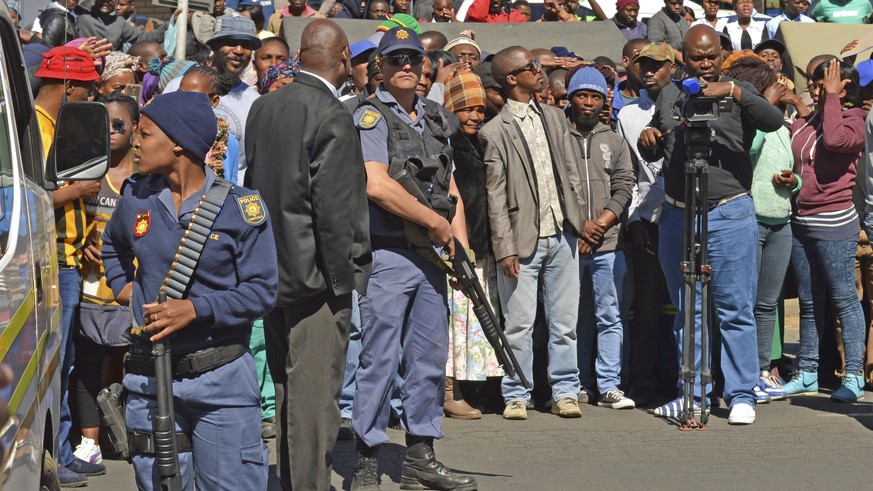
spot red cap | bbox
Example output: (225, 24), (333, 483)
(616, 0), (639, 12)
(35, 47), (100, 82)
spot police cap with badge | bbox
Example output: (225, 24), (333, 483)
(357, 27), (461, 241)
(357, 26), (428, 131)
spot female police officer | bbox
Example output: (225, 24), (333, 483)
(101, 91), (278, 490)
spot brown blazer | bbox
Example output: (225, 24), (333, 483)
(479, 101), (585, 262)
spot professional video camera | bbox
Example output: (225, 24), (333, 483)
(676, 78), (734, 152)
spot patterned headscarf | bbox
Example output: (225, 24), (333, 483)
(444, 71), (485, 112)
(101, 52), (140, 82)
(257, 58), (300, 94)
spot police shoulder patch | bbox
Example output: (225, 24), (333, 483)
(358, 109), (382, 129)
(237, 192), (267, 226)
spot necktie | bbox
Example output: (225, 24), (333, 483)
(741, 28), (753, 51)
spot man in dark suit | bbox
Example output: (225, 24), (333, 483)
(480, 46), (586, 421)
(244, 19), (371, 491)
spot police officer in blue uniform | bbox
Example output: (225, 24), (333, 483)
(350, 27), (477, 491)
(101, 91), (278, 491)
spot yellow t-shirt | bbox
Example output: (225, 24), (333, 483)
(37, 105), (86, 268)
(81, 174), (127, 305)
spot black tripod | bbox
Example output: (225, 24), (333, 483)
(679, 125), (712, 431)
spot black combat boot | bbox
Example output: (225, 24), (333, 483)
(400, 435), (478, 490)
(351, 440), (381, 491)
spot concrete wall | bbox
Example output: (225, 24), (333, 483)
(281, 17), (629, 63)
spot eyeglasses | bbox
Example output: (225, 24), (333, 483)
(507, 59), (542, 77)
(111, 118), (129, 134)
(383, 52), (425, 67)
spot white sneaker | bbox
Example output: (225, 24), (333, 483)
(727, 402), (756, 425)
(73, 437), (103, 464)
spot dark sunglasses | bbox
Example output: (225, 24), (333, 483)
(111, 118), (129, 134)
(508, 59), (542, 77)
(383, 52), (425, 67)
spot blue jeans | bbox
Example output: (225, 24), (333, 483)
(658, 197), (759, 407)
(499, 232), (580, 403)
(790, 233), (865, 375)
(58, 266), (81, 467)
(755, 221), (792, 373)
(578, 250), (627, 393)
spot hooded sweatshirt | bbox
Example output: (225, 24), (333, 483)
(791, 93), (866, 241)
(566, 119), (635, 252)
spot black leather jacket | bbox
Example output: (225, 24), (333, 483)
(38, 8), (79, 48)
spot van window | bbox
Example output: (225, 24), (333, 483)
(0, 49), (14, 256)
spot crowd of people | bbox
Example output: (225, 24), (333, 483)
(15, 0), (873, 489)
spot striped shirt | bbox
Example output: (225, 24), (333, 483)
(81, 174), (125, 306)
(792, 206), (860, 242)
(37, 105), (87, 268)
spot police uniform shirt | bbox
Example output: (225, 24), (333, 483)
(354, 85), (428, 239)
(101, 168), (279, 355)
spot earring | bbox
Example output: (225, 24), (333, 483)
(173, 145), (183, 152)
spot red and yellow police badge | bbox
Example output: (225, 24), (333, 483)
(134, 211), (150, 237)
(237, 194), (266, 226)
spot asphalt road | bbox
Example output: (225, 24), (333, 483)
(84, 302), (873, 490)
(82, 391), (873, 490)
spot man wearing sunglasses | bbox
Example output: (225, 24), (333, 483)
(350, 27), (476, 491)
(480, 46), (586, 421)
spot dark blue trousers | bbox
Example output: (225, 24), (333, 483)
(125, 353), (268, 490)
(352, 248), (448, 447)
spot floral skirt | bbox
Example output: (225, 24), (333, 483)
(446, 255), (504, 380)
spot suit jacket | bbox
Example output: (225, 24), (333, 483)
(479, 101), (585, 262)
(245, 72), (372, 306)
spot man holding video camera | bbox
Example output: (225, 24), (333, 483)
(638, 25), (784, 425)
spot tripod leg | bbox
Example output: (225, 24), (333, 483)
(698, 167), (711, 428)
(680, 161), (699, 428)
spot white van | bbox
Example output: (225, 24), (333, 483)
(0, 2), (109, 489)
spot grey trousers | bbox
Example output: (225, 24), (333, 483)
(265, 291), (352, 491)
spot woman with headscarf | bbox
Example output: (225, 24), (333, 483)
(443, 71), (503, 419)
(257, 58), (300, 94)
(98, 51), (140, 96)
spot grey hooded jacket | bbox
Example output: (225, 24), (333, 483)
(567, 120), (635, 253)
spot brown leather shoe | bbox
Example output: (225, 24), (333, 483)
(444, 377), (482, 420)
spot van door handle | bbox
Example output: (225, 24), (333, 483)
(34, 261), (43, 304)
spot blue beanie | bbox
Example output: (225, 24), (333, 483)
(567, 67), (608, 99)
(141, 92), (217, 163)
